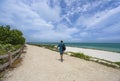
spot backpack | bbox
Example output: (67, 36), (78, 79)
(62, 44), (66, 51)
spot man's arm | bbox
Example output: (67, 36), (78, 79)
(57, 44), (59, 51)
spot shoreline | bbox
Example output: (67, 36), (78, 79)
(27, 43), (120, 62)
(27, 42), (120, 53)
(66, 46), (120, 53)
(66, 46), (120, 62)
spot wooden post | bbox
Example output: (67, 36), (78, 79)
(8, 51), (12, 67)
(21, 47), (23, 53)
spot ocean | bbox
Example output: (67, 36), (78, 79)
(28, 42), (120, 53)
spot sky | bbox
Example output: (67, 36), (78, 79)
(0, 0), (120, 43)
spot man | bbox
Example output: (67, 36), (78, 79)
(57, 40), (66, 62)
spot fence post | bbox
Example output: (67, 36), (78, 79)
(8, 51), (12, 67)
(20, 47), (23, 53)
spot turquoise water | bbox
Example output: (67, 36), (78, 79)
(65, 43), (120, 53)
(28, 42), (120, 53)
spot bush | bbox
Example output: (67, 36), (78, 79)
(0, 25), (25, 45)
(0, 44), (22, 55)
(115, 62), (120, 66)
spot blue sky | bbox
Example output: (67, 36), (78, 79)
(0, 0), (120, 42)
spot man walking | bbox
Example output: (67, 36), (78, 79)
(57, 40), (66, 62)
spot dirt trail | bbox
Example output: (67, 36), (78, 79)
(3, 45), (120, 81)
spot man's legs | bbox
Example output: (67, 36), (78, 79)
(60, 54), (63, 62)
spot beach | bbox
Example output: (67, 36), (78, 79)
(66, 46), (120, 62)
(3, 45), (120, 81)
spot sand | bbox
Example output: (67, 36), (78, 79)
(66, 46), (120, 62)
(3, 45), (120, 81)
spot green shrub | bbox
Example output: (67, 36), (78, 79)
(0, 25), (25, 45)
(2, 44), (13, 51)
(115, 62), (120, 66)
(70, 52), (90, 61)
(0, 44), (22, 55)
(0, 25), (25, 55)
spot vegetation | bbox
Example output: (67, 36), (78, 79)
(0, 44), (22, 55)
(69, 52), (91, 61)
(69, 52), (120, 68)
(0, 25), (25, 80)
(115, 62), (120, 66)
(0, 25), (25, 45)
(28, 43), (57, 51)
(0, 25), (25, 55)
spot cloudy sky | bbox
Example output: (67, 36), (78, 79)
(0, 0), (120, 42)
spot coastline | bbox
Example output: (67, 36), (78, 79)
(66, 46), (120, 53)
(27, 42), (120, 53)
(66, 46), (120, 62)
(27, 43), (120, 62)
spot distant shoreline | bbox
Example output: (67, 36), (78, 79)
(27, 42), (120, 53)
(27, 43), (120, 62)
(66, 46), (120, 62)
(66, 45), (120, 53)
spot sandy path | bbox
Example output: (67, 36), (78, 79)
(3, 45), (120, 81)
(66, 46), (120, 62)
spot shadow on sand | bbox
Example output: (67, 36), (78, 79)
(57, 59), (65, 62)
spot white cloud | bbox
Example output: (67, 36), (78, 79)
(102, 22), (120, 34)
(89, 6), (120, 27)
(80, 32), (88, 37)
(0, 0), (63, 42)
(27, 30), (71, 42)
(77, 6), (120, 29)
(31, 1), (61, 22)
(0, 0), (61, 25)
(97, 36), (120, 42)
(56, 24), (78, 35)
(27, 23), (79, 42)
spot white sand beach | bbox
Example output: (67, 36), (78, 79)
(66, 46), (120, 62)
(3, 45), (120, 81)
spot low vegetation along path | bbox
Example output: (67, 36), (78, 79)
(3, 45), (120, 81)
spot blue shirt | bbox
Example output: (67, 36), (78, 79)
(57, 43), (65, 54)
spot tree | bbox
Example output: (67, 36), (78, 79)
(0, 25), (11, 44)
(0, 25), (25, 45)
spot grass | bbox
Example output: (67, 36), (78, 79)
(115, 62), (120, 66)
(69, 52), (91, 61)
(0, 49), (7, 55)
(38, 44), (56, 50)
(0, 44), (22, 55)
(0, 44), (24, 71)
(0, 58), (8, 65)
(28, 43), (57, 51)
(68, 52), (120, 68)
